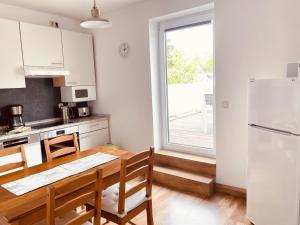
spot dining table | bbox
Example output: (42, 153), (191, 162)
(0, 146), (134, 225)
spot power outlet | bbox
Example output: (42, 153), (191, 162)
(222, 101), (229, 109)
(49, 21), (59, 28)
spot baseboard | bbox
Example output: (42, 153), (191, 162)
(215, 183), (246, 199)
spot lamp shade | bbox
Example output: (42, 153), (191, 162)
(80, 18), (112, 29)
(80, 0), (112, 29)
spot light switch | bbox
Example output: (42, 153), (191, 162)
(222, 101), (229, 109)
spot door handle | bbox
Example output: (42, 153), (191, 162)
(89, 124), (100, 127)
(67, 82), (78, 85)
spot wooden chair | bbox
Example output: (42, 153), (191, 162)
(35, 169), (103, 225)
(0, 145), (28, 175)
(44, 133), (79, 162)
(88, 147), (155, 225)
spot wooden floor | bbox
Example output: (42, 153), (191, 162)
(102, 185), (251, 225)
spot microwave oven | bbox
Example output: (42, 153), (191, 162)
(60, 86), (96, 102)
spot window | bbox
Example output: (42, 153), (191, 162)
(159, 13), (215, 156)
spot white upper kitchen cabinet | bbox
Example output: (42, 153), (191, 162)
(0, 19), (25, 89)
(54, 30), (96, 86)
(20, 22), (64, 68)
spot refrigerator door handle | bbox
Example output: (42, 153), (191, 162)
(249, 124), (294, 136)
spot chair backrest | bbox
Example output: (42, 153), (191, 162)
(0, 145), (28, 174)
(44, 133), (79, 162)
(118, 147), (154, 214)
(47, 169), (102, 225)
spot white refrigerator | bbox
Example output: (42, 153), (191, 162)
(248, 78), (300, 225)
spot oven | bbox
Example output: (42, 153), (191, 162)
(39, 126), (79, 162)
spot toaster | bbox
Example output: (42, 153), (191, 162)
(77, 107), (91, 117)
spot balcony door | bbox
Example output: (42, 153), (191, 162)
(159, 13), (215, 156)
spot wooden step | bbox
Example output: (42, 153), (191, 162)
(153, 165), (215, 197)
(155, 150), (216, 176)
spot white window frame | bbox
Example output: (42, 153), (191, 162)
(159, 11), (216, 157)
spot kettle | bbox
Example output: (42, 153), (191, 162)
(59, 105), (70, 123)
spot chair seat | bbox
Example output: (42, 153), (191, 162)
(89, 183), (147, 217)
(33, 210), (92, 225)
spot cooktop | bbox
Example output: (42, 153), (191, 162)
(32, 121), (74, 129)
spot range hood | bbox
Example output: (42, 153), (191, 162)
(24, 66), (70, 78)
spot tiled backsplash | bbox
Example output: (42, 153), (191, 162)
(0, 79), (61, 125)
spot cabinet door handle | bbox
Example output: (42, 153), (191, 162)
(51, 62), (63, 65)
(89, 124), (100, 127)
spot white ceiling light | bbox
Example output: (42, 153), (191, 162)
(80, 0), (112, 29)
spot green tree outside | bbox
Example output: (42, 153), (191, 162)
(166, 40), (213, 84)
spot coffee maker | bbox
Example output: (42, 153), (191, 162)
(9, 105), (24, 129)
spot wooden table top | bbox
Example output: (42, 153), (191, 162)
(0, 147), (134, 225)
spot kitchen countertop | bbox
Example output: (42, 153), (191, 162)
(0, 114), (110, 142)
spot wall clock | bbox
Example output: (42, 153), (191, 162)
(119, 42), (130, 58)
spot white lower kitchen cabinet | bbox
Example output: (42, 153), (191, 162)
(79, 128), (109, 151)
(23, 142), (43, 167)
(79, 120), (110, 151)
(0, 19), (25, 89)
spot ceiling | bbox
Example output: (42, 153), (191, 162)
(0, 0), (146, 20)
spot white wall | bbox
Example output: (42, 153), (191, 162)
(91, 0), (212, 151)
(215, 0), (300, 188)
(92, 0), (300, 188)
(0, 2), (82, 31)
